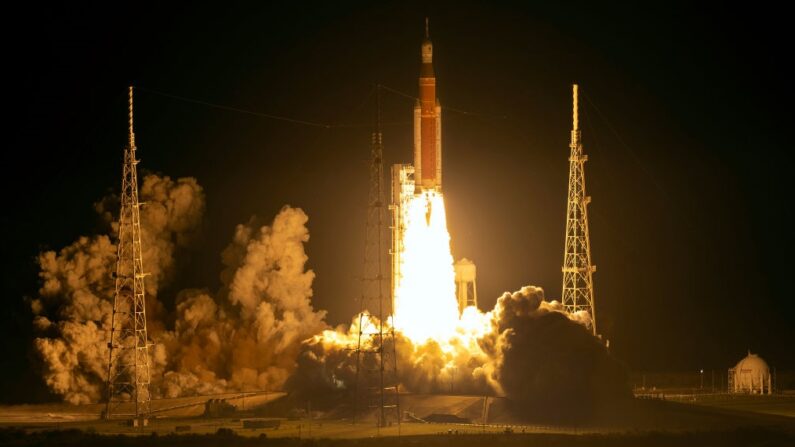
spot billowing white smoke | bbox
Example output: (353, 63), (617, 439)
(31, 174), (327, 405)
(291, 285), (627, 422)
(31, 175), (204, 404)
(483, 286), (629, 421)
(31, 234), (116, 403)
(31, 173), (625, 419)
(161, 206), (327, 397)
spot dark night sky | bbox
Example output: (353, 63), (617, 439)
(3, 1), (793, 402)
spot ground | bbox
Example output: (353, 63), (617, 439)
(0, 426), (793, 446)
(666, 393), (795, 418)
(1, 392), (793, 446)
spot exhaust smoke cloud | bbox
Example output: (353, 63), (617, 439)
(290, 192), (627, 422)
(30, 175), (326, 403)
(30, 175), (627, 422)
(161, 206), (327, 396)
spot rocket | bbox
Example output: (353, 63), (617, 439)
(414, 19), (442, 193)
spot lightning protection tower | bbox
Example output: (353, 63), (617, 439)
(105, 86), (152, 424)
(354, 86), (401, 430)
(561, 84), (598, 335)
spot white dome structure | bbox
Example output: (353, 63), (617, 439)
(729, 351), (772, 394)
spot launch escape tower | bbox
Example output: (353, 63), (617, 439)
(105, 87), (152, 423)
(354, 86), (401, 428)
(561, 84), (597, 335)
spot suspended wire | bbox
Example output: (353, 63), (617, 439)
(378, 84), (417, 102)
(338, 85), (398, 127)
(581, 104), (637, 253)
(135, 84), (504, 133)
(137, 86), (413, 129)
(354, 83), (377, 125)
(582, 90), (697, 231)
(379, 84), (509, 120)
(136, 82), (698, 271)
(138, 86), (335, 129)
(581, 91), (670, 200)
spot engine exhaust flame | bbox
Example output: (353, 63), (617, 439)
(393, 191), (461, 343)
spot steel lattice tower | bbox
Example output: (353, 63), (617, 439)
(561, 84), (597, 335)
(354, 86), (401, 429)
(105, 86), (152, 422)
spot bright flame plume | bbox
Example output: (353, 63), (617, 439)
(394, 191), (468, 342)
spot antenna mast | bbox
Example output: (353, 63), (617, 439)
(105, 86), (152, 424)
(561, 84), (598, 335)
(354, 85), (401, 431)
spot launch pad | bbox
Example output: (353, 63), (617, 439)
(9, 10), (793, 447)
